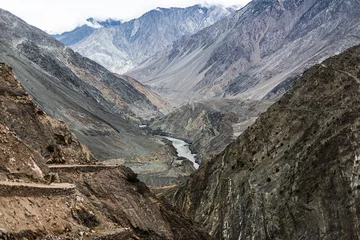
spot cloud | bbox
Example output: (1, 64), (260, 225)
(1, 0), (251, 34)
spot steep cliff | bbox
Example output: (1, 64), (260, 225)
(165, 45), (360, 239)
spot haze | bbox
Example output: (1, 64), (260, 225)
(1, 0), (251, 34)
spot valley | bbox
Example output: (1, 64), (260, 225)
(165, 44), (360, 239)
(0, 61), (209, 239)
(1, 0), (360, 239)
(129, 0), (360, 106)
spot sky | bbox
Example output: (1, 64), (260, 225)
(1, 0), (251, 34)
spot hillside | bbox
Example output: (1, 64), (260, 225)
(0, 8), (166, 161)
(0, 61), (209, 239)
(165, 44), (360, 239)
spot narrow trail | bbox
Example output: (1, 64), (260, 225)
(321, 64), (360, 84)
(0, 164), (119, 197)
(0, 181), (76, 197)
(47, 164), (120, 173)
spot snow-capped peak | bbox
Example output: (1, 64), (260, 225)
(85, 18), (103, 29)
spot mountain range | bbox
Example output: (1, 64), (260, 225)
(54, 4), (237, 74)
(2, 0), (360, 239)
(129, 0), (360, 105)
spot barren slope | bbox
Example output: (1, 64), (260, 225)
(165, 44), (360, 239)
(0, 61), (209, 240)
(0, 8), (166, 160)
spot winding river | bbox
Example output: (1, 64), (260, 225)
(164, 137), (199, 169)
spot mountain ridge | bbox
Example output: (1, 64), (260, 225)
(129, 0), (360, 105)
(56, 4), (236, 74)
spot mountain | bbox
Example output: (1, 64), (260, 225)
(129, 0), (360, 105)
(52, 25), (96, 46)
(164, 44), (360, 239)
(52, 18), (122, 45)
(0, 8), (167, 163)
(55, 4), (237, 74)
(86, 17), (122, 28)
(0, 62), (209, 239)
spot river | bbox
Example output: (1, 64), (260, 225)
(164, 137), (199, 169)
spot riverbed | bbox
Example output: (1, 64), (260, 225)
(164, 137), (199, 169)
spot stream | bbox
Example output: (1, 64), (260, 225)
(164, 137), (199, 169)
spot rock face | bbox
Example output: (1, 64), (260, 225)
(0, 8), (168, 161)
(165, 45), (360, 239)
(0, 62), (209, 240)
(149, 99), (271, 164)
(60, 5), (236, 74)
(129, 0), (360, 105)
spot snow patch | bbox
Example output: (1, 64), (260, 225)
(155, 7), (163, 13)
(85, 18), (104, 29)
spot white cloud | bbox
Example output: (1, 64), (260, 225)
(1, 0), (251, 34)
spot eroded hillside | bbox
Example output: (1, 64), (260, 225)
(165, 45), (360, 239)
(0, 62), (209, 240)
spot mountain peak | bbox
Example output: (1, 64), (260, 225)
(85, 17), (122, 28)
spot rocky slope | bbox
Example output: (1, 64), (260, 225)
(121, 75), (172, 114)
(149, 99), (272, 164)
(165, 45), (360, 239)
(0, 62), (95, 168)
(61, 5), (236, 74)
(0, 8), (168, 161)
(0, 61), (209, 239)
(130, 0), (360, 105)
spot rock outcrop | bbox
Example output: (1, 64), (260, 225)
(165, 45), (360, 239)
(0, 62), (209, 239)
